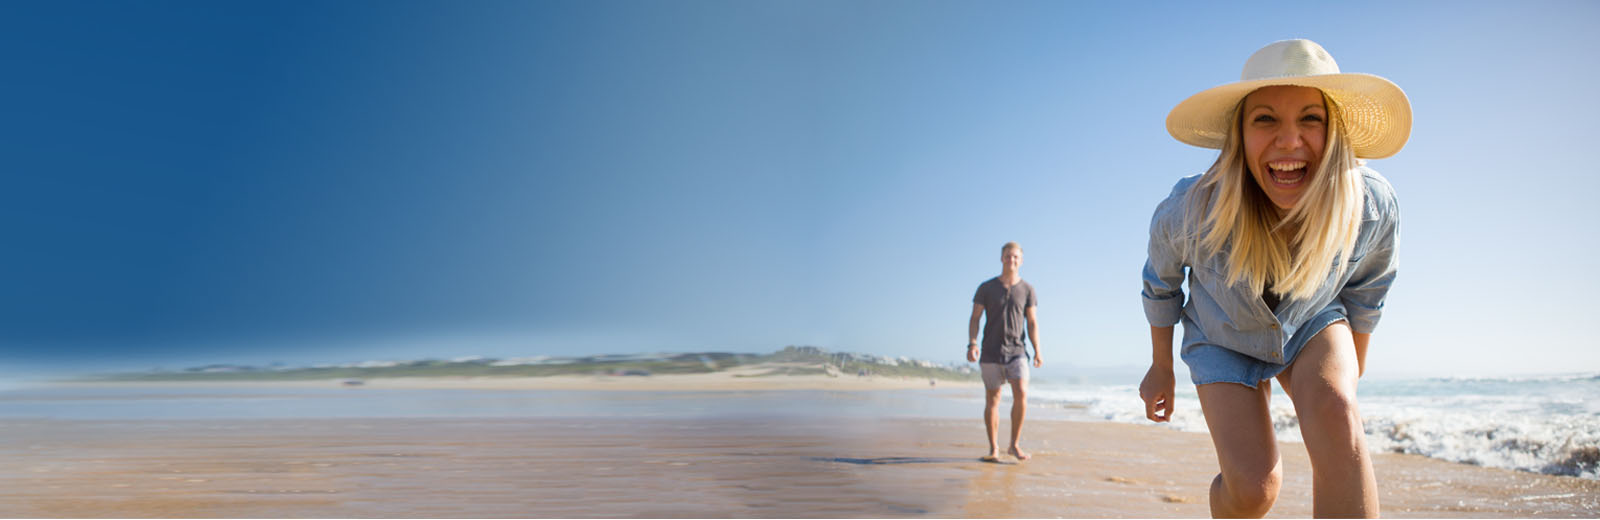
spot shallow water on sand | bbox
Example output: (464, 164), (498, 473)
(0, 385), (996, 420)
(0, 416), (992, 517)
(4, 415), (1595, 518)
(1, 385), (1596, 517)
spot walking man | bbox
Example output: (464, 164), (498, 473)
(968, 241), (1043, 462)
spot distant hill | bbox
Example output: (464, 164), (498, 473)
(91, 346), (980, 382)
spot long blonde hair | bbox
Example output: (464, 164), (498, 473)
(1182, 91), (1363, 301)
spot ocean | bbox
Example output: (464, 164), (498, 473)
(1027, 373), (1600, 480)
(2, 374), (1595, 481)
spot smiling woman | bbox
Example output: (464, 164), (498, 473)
(1139, 39), (1408, 518)
(1197, 83), (1366, 304)
(1241, 86), (1328, 211)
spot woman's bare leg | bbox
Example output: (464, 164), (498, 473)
(1277, 321), (1378, 518)
(1196, 381), (1283, 518)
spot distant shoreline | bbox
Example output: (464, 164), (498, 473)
(80, 346), (983, 388)
(57, 363), (982, 392)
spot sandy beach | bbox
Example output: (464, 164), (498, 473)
(3, 376), (1596, 518)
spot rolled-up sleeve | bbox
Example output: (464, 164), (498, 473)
(1340, 178), (1401, 334)
(1142, 195), (1187, 327)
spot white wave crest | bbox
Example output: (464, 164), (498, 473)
(1029, 377), (1600, 480)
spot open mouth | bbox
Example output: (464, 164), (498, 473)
(1266, 160), (1308, 187)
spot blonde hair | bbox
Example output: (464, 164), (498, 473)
(1182, 91), (1363, 301)
(1001, 242), (1023, 255)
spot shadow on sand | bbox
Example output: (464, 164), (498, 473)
(812, 456), (1010, 465)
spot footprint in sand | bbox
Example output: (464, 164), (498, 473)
(1105, 476), (1140, 485)
(1161, 494), (1194, 504)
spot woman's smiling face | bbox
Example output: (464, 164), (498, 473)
(1241, 85), (1327, 211)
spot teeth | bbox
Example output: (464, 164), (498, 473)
(1265, 161), (1306, 186)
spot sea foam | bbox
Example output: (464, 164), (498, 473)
(1029, 373), (1600, 480)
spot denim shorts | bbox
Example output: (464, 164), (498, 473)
(1180, 308), (1347, 388)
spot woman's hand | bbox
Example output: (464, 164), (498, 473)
(1140, 365), (1176, 422)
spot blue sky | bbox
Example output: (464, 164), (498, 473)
(3, 1), (1597, 379)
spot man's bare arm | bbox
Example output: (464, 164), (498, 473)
(967, 304), (983, 362)
(1025, 306), (1041, 367)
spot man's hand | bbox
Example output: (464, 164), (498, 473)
(1139, 364), (1175, 423)
(1032, 354), (1042, 368)
(966, 343), (979, 362)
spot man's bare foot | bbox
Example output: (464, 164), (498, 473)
(1008, 446), (1030, 461)
(981, 449), (1002, 463)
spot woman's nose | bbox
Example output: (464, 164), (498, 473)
(1274, 126), (1304, 150)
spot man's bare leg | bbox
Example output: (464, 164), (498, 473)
(983, 386), (1003, 461)
(1007, 377), (1030, 460)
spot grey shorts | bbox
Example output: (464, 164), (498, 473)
(980, 356), (1029, 389)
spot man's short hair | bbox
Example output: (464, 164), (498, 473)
(1002, 242), (1023, 255)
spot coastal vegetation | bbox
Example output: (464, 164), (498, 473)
(92, 346), (979, 382)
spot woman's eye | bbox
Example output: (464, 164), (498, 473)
(1253, 114), (1276, 124)
(1302, 114), (1325, 123)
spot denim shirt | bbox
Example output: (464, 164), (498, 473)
(1141, 166), (1400, 363)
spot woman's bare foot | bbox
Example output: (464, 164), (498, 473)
(1008, 446), (1030, 461)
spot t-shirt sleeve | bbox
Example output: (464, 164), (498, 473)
(1027, 285), (1037, 309)
(972, 283), (985, 305)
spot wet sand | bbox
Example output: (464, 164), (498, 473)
(2, 414), (1595, 517)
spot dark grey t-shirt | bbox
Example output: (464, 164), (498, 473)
(973, 277), (1037, 364)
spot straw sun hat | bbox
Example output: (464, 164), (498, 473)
(1166, 39), (1412, 159)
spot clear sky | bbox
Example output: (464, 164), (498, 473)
(4, 0), (1597, 380)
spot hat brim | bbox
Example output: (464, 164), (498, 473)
(1166, 73), (1412, 159)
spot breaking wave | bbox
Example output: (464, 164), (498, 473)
(1030, 373), (1600, 480)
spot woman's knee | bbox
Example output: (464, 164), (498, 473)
(1291, 322), (1363, 431)
(1296, 381), (1361, 431)
(1221, 457), (1283, 513)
